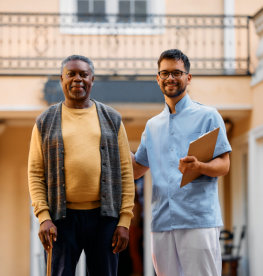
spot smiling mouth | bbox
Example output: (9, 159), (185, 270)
(71, 85), (84, 89)
(165, 83), (178, 87)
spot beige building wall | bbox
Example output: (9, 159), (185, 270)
(251, 81), (263, 128)
(0, 0), (58, 12)
(0, 126), (32, 276)
(235, 0), (263, 14)
(233, 80), (263, 137)
(189, 76), (252, 106)
(166, 0), (223, 14)
(0, 76), (48, 107)
(0, 0), (224, 14)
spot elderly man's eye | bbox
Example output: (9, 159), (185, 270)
(67, 72), (75, 77)
(80, 73), (89, 78)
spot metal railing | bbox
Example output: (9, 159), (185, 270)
(0, 12), (251, 76)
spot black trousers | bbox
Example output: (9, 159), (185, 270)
(50, 208), (119, 276)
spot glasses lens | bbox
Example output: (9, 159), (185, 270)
(159, 70), (184, 79)
(159, 72), (169, 79)
(172, 70), (183, 77)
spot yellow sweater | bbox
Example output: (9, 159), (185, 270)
(28, 103), (134, 229)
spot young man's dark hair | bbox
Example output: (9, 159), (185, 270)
(157, 49), (191, 73)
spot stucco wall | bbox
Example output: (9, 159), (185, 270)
(189, 76), (252, 106)
(1, 0), (261, 15)
(166, 0), (223, 14)
(231, 80), (263, 137)
(0, 0), (59, 12)
(251, 81), (263, 128)
(0, 76), (48, 108)
(235, 0), (263, 14)
(0, 126), (33, 276)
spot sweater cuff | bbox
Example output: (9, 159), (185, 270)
(117, 213), (133, 229)
(37, 210), (51, 224)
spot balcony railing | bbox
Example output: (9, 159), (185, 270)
(0, 12), (251, 76)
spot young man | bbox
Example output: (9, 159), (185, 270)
(28, 55), (135, 276)
(132, 49), (231, 276)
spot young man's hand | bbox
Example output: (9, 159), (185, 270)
(179, 155), (200, 174)
(179, 152), (230, 177)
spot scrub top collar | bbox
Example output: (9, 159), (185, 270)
(164, 93), (192, 115)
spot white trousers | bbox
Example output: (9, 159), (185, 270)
(151, 228), (222, 276)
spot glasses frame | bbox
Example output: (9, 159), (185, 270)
(158, 69), (189, 79)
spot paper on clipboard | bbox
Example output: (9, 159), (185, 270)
(180, 127), (220, 188)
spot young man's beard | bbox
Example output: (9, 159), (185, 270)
(163, 84), (186, 98)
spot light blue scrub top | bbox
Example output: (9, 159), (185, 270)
(135, 94), (232, 232)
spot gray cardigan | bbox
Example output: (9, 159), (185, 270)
(36, 100), (122, 221)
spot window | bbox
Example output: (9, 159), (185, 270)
(76, 0), (147, 23)
(118, 0), (147, 23)
(77, 0), (106, 22)
(60, 0), (164, 35)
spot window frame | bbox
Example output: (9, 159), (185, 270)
(60, 0), (165, 35)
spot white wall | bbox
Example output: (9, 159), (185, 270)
(248, 125), (263, 276)
(231, 134), (249, 276)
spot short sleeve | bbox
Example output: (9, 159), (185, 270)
(135, 129), (149, 167)
(212, 111), (232, 158)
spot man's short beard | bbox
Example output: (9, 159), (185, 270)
(164, 87), (186, 98)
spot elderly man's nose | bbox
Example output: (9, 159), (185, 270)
(74, 73), (81, 80)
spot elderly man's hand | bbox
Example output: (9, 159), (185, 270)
(112, 226), (129, 254)
(38, 220), (57, 252)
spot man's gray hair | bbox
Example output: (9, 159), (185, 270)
(61, 55), (95, 75)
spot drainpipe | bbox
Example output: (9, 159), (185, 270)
(224, 0), (235, 74)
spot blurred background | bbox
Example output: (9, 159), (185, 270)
(0, 0), (263, 275)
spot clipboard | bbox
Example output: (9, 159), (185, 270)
(180, 127), (220, 187)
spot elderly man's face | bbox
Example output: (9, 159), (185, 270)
(60, 60), (94, 107)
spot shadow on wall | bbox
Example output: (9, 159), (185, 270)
(43, 78), (163, 105)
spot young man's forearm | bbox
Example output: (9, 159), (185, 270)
(130, 152), (149, 179)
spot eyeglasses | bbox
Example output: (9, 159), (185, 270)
(158, 69), (189, 79)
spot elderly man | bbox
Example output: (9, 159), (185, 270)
(132, 49), (231, 276)
(28, 55), (135, 276)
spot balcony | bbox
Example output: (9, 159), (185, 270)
(0, 12), (251, 76)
